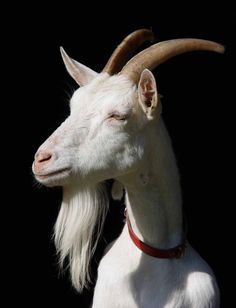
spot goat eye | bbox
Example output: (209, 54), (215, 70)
(109, 113), (127, 121)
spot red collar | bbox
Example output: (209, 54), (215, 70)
(127, 217), (186, 259)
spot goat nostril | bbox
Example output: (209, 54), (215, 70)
(36, 152), (53, 164)
(39, 154), (52, 163)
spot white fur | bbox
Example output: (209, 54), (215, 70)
(93, 119), (219, 307)
(32, 51), (220, 307)
(54, 183), (108, 291)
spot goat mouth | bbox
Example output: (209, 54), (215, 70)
(35, 168), (71, 180)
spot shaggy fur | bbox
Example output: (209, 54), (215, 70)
(54, 183), (108, 291)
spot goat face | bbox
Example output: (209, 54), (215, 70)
(32, 64), (160, 187)
(33, 35), (223, 187)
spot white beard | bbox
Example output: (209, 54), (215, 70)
(54, 182), (108, 292)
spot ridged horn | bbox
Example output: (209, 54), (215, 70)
(102, 29), (155, 75)
(121, 38), (225, 83)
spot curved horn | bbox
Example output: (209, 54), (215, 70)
(121, 39), (225, 83)
(102, 29), (155, 75)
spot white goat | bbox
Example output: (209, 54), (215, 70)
(32, 29), (224, 307)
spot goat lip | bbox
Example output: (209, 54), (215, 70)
(35, 168), (71, 179)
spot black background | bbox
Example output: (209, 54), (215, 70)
(5, 3), (235, 307)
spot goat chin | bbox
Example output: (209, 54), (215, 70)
(35, 168), (73, 187)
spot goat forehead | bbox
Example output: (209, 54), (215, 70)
(70, 75), (136, 115)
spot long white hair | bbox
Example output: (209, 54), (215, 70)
(54, 182), (109, 292)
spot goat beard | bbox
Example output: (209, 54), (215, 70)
(54, 182), (109, 292)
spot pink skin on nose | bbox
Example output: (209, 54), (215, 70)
(34, 151), (52, 174)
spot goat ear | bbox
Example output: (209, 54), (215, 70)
(60, 47), (98, 86)
(138, 69), (161, 120)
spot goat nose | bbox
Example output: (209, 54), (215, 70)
(35, 151), (52, 164)
(34, 151), (53, 173)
